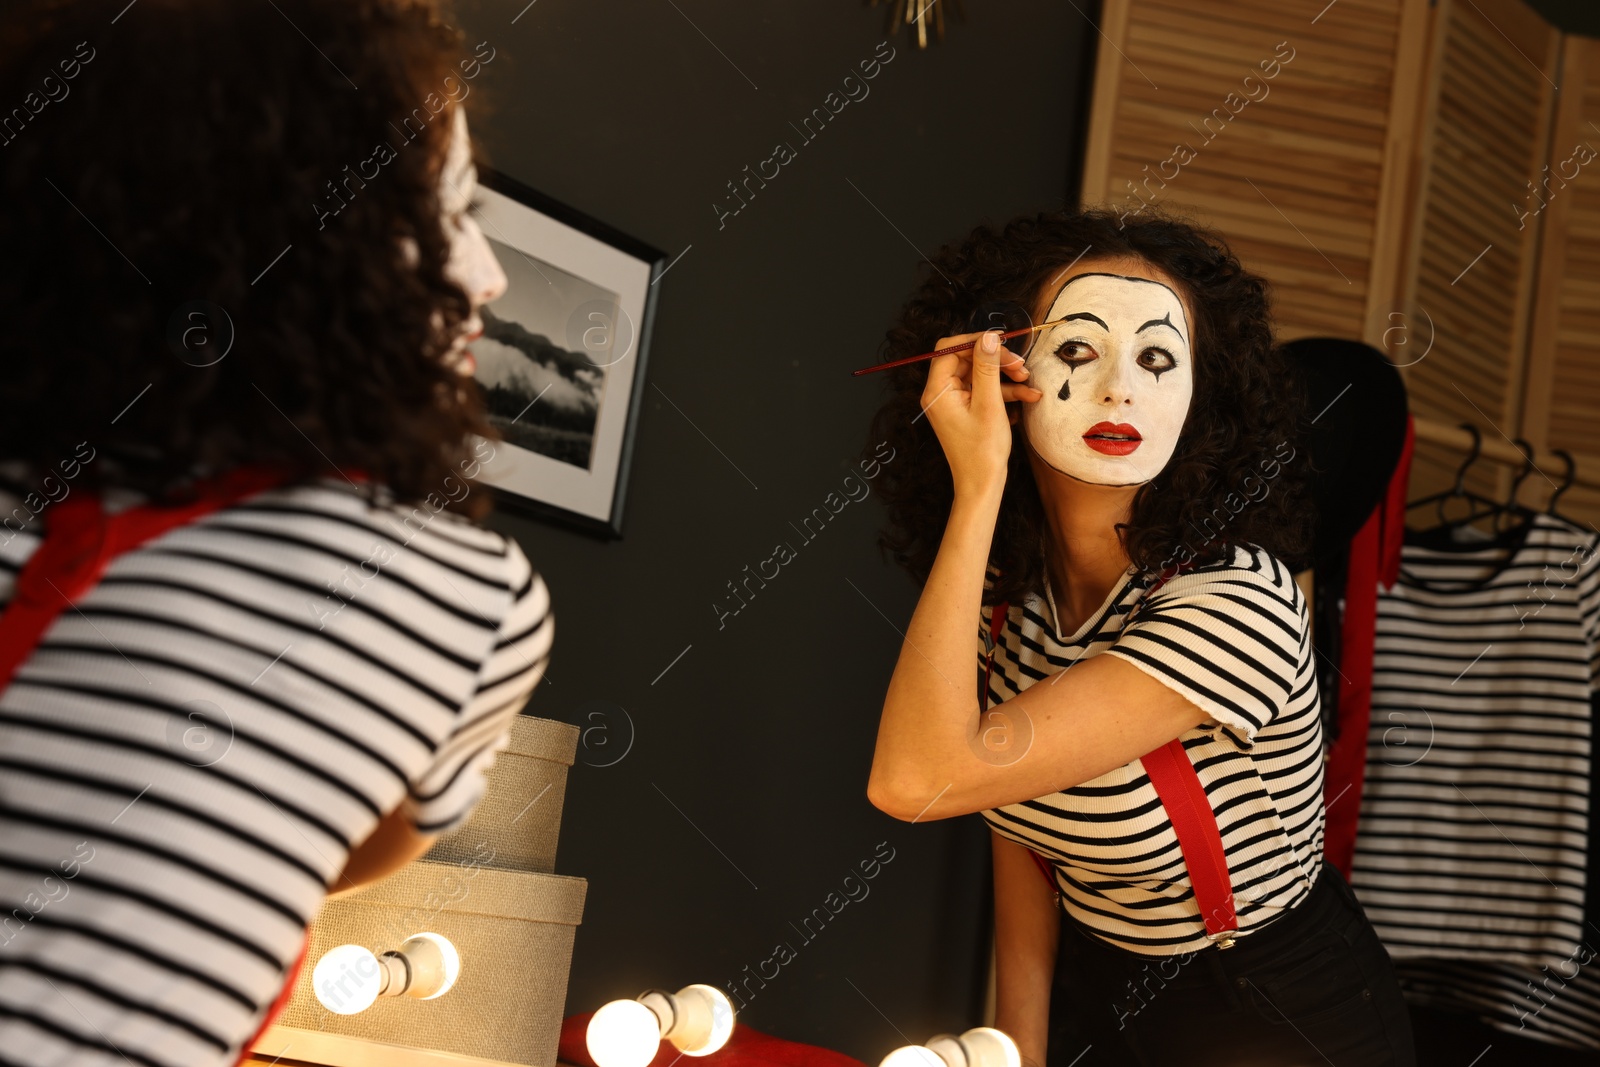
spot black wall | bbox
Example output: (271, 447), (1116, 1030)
(450, 1), (1095, 1059)
(1530, 0), (1600, 35)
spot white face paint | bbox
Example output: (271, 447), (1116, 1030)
(437, 107), (507, 375)
(1021, 272), (1194, 486)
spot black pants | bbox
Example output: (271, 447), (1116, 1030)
(1045, 862), (1415, 1067)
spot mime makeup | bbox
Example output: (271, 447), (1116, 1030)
(439, 107), (507, 376)
(1020, 271), (1194, 487)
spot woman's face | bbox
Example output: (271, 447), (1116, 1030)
(438, 106), (507, 375)
(1020, 257), (1195, 487)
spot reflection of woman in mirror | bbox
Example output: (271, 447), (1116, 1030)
(864, 211), (1414, 1066)
(0, 2), (549, 1063)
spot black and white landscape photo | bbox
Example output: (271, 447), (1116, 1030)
(473, 238), (617, 471)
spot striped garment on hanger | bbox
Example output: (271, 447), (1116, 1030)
(1352, 512), (1600, 968)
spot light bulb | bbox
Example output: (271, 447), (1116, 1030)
(587, 998), (664, 1067)
(956, 1027), (1020, 1067)
(588, 983), (739, 1067)
(666, 984), (735, 1056)
(881, 1047), (946, 1067)
(402, 932), (461, 1000)
(880, 1027), (1021, 1067)
(309, 932), (461, 1015)
(313, 944), (385, 1015)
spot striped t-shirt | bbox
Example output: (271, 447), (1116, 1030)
(1351, 512), (1600, 964)
(979, 544), (1325, 955)
(1396, 955), (1600, 1053)
(1350, 513), (1600, 1051)
(0, 474), (553, 1067)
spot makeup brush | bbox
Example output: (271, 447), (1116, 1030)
(850, 317), (1070, 377)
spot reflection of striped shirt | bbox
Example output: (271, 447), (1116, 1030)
(980, 544), (1325, 955)
(0, 475), (552, 1067)
(1352, 514), (1600, 963)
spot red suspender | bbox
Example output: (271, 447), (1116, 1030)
(0, 464), (299, 691)
(983, 590), (1241, 948)
(1140, 739), (1238, 943)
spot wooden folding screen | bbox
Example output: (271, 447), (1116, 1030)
(1523, 34), (1600, 521)
(1079, 0), (1600, 528)
(1079, 0), (1431, 345)
(1400, 0), (1561, 506)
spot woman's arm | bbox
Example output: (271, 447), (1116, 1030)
(991, 828), (1059, 1067)
(326, 805), (439, 899)
(866, 331), (1211, 822)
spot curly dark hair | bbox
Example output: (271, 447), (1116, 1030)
(864, 207), (1314, 607)
(1, 0), (498, 516)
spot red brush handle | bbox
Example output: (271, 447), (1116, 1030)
(850, 326), (1034, 377)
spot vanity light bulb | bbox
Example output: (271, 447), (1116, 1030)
(670, 984), (736, 1056)
(951, 1027), (1022, 1067)
(309, 932), (461, 1015)
(880, 1047), (945, 1067)
(404, 931), (461, 1000)
(588, 983), (739, 1067)
(880, 1027), (1022, 1067)
(587, 998), (664, 1067)
(312, 944), (385, 1016)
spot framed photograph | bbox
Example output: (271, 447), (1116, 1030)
(468, 167), (664, 539)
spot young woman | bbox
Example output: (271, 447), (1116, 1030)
(0, 2), (549, 1064)
(864, 210), (1414, 1066)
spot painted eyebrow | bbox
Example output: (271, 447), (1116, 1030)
(1137, 312), (1183, 338)
(1064, 311), (1108, 330)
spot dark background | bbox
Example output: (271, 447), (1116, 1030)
(450, 0), (1094, 1059)
(448, 0), (1599, 1060)
(1533, 0), (1600, 34)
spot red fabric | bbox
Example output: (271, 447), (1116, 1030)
(237, 938), (310, 1064)
(560, 1011), (867, 1067)
(1027, 849), (1055, 888)
(1322, 415), (1415, 877)
(1141, 739), (1237, 936)
(0, 464), (296, 690)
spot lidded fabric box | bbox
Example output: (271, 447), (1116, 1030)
(255, 715), (587, 1067)
(426, 713), (579, 873)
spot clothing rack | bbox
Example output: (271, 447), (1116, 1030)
(1411, 415), (1600, 493)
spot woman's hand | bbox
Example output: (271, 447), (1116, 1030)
(921, 329), (1042, 499)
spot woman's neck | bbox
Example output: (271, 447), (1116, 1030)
(1025, 444), (1139, 634)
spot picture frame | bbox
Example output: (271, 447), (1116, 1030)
(468, 166), (665, 539)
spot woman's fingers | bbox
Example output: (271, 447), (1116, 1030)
(921, 330), (1033, 411)
(1002, 382), (1043, 403)
(922, 331), (983, 407)
(927, 331), (983, 379)
(919, 328), (1025, 497)
(1000, 350), (1031, 382)
(969, 330), (1008, 411)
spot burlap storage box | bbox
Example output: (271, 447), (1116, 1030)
(424, 714), (580, 874)
(256, 858), (587, 1066)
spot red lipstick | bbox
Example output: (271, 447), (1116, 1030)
(1083, 421), (1141, 456)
